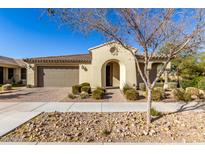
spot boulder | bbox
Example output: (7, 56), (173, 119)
(2, 84), (12, 91)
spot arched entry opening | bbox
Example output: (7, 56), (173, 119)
(105, 61), (120, 87)
(102, 60), (126, 89)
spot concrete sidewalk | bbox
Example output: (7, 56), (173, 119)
(0, 101), (204, 138)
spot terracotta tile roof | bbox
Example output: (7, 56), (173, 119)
(23, 54), (92, 63)
(0, 56), (26, 67)
(136, 54), (169, 61)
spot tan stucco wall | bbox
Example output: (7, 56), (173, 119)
(26, 64), (36, 86)
(90, 43), (137, 89)
(79, 64), (92, 84)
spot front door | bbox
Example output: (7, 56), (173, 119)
(106, 65), (111, 86)
(0, 67), (3, 84)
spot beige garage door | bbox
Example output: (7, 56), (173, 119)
(37, 66), (79, 87)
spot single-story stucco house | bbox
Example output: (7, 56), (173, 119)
(0, 56), (27, 85)
(23, 42), (170, 89)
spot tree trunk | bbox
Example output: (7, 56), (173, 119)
(147, 88), (152, 125)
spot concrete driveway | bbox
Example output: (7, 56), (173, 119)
(0, 87), (70, 102)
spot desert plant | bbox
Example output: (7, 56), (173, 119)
(147, 87), (164, 101)
(92, 89), (104, 99)
(139, 83), (146, 91)
(150, 108), (162, 117)
(68, 93), (77, 99)
(185, 87), (200, 99)
(167, 82), (178, 89)
(183, 92), (192, 102)
(72, 85), (81, 95)
(172, 88), (185, 101)
(80, 82), (90, 87)
(125, 88), (139, 101)
(96, 87), (106, 93)
(81, 86), (91, 93)
(2, 84), (12, 91)
(123, 84), (132, 94)
(180, 80), (195, 89)
(80, 92), (89, 99)
(198, 78), (205, 90)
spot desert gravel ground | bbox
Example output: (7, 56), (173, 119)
(1, 112), (205, 143)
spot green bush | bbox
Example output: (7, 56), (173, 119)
(172, 88), (192, 102)
(2, 84), (12, 91)
(185, 87), (200, 98)
(150, 108), (162, 117)
(125, 88), (139, 101)
(68, 93), (77, 99)
(80, 82), (90, 87)
(123, 84), (132, 94)
(92, 89), (104, 100)
(72, 85), (81, 95)
(81, 86), (91, 93)
(180, 80), (195, 89)
(151, 87), (164, 101)
(139, 83), (146, 91)
(172, 88), (185, 101)
(183, 92), (192, 102)
(80, 92), (89, 99)
(154, 82), (164, 88)
(96, 87), (106, 93)
(198, 78), (205, 90)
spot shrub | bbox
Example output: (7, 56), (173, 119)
(139, 83), (146, 91)
(185, 87), (200, 99)
(168, 82), (178, 89)
(123, 84), (132, 94)
(2, 84), (12, 91)
(96, 87), (106, 93)
(172, 88), (185, 101)
(180, 80), (195, 89)
(150, 108), (162, 117)
(198, 78), (205, 90)
(92, 89), (104, 99)
(183, 92), (192, 102)
(80, 82), (90, 87)
(125, 88), (139, 100)
(155, 82), (164, 88)
(80, 92), (89, 99)
(172, 88), (192, 102)
(151, 87), (164, 101)
(72, 85), (81, 95)
(81, 86), (91, 93)
(68, 93), (77, 99)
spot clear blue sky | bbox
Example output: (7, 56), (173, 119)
(0, 9), (104, 58)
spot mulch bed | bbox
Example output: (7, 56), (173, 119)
(1, 112), (205, 143)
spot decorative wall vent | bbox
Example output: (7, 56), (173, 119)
(110, 47), (118, 55)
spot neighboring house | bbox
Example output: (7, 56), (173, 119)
(0, 56), (27, 85)
(24, 42), (170, 89)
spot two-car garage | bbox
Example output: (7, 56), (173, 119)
(37, 66), (79, 87)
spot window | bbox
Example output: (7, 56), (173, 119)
(21, 68), (27, 80)
(8, 68), (14, 80)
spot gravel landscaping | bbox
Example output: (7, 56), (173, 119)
(1, 111), (205, 143)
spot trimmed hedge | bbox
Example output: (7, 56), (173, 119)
(125, 88), (139, 101)
(96, 87), (106, 93)
(123, 84), (132, 94)
(80, 82), (90, 87)
(152, 87), (164, 101)
(172, 88), (192, 102)
(72, 85), (81, 95)
(81, 86), (91, 93)
(80, 92), (89, 99)
(92, 89), (104, 100)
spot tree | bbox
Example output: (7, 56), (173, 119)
(47, 9), (205, 125)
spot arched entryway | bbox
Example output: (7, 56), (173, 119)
(101, 60), (125, 89)
(105, 61), (120, 87)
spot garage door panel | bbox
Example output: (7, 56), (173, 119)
(37, 66), (79, 87)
